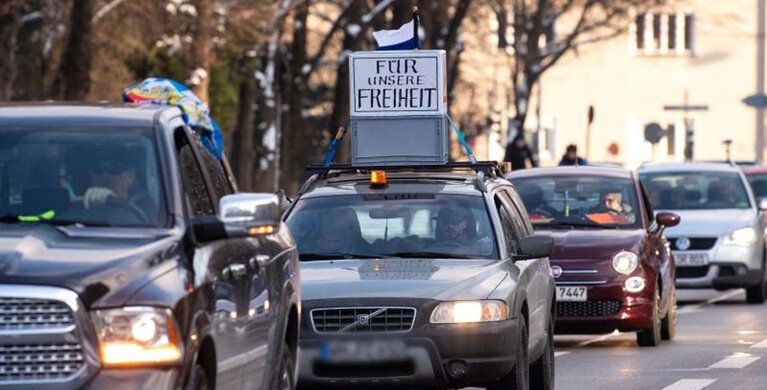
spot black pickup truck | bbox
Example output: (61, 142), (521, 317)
(0, 104), (300, 390)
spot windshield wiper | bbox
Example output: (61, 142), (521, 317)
(387, 251), (476, 259)
(546, 221), (619, 230)
(299, 252), (383, 261)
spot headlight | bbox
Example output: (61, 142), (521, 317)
(92, 307), (182, 367)
(430, 300), (507, 324)
(624, 276), (646, 293)
(612, 251), (639, 275)
(723, 227), (758, 247)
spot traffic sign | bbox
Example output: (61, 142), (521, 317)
(743, 94), (767, 108)
(644, 123), (664, 144)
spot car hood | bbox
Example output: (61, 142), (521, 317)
(536, 229), (645, 260)
(659, 209), (756, 236)
(0, 224), (180, 308)
(300, 258), (508, 301)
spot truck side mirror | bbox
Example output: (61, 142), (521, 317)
(193, 193), (280, 242)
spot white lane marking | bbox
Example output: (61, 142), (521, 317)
(554, 351), (570, 357)
(709, 353), (761, 369)
(574, 330), (621, 348)
(662, 379), (717, 390)
(751, 338), (767, 349)
(678, 290), (742, 314)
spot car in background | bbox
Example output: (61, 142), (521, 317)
(639, 162), (767, 304)
(0, 104), (300, 390)
(508, 166), (679, 347)
(285, 163), (555, 390)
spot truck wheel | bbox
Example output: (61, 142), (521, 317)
(186, 364), (210, 390)
(487, 316), (529, 390)
(661, 288), (677, 341)
(530, 313), (555, 390)
(637, 287), (661, 347)
(272, 341), (296, 390)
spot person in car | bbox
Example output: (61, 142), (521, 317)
(314, 207), (371, 254)
(588, 189), (635, 224)
(707, 179), (738, 208)
(518, 184), (556, 221)
(81, 147), (154, 221)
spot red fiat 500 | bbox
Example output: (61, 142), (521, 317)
(508, 166), (680, 346)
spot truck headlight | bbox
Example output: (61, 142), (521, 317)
(430, 300), (507, 324)
(612, 251), (639, 275)
(92, 307), (182, 367)
(723, 227), (758, 247)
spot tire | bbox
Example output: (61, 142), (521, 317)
(186, 364), (210, 390)
(661, 287), (677, 341)
(746, 282), (766, 304)
(271, 341), (296, 390)
(487, 316), (529, 390)
(636, 286), (661, 347)
(529, 313), (555, 390)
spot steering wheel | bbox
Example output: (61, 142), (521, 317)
(105, 197), (150, 224)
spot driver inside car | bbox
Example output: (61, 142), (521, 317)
(431, 206), (479, 251)
(587, 189), (635, 224)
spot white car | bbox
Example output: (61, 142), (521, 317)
(638, 163), (767, 303)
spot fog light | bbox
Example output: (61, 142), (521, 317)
(447, 360), (468, 378)
(624, 276), (646, 293)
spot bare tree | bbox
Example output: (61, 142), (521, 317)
(498, 0), (668, 157)
(52, 0), (94, 100)
(189, 0), (214, 103)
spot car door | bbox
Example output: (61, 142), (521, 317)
(639, 181), (674, 308)
(175, 130), (253, 390)
(500, 188), (549, 354)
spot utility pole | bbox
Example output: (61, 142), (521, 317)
(744, 0), (767, 164)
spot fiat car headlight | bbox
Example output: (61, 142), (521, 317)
(92, 307), (182, 367)
(430, 300), (507, 324)
(612, 251), (639, 275)
(723, 227), (758, 247)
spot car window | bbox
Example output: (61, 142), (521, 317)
(747, 173), (767, 199)
(512, 175), (642, 229)
(199, 146), (233, 202)
(494, 194), (520, 255)
(176, 132), (215, 217)
(285, 193), (499, 259)
(640, 171), (751, 210)
(0, 125), (167, 227)
(504, 188), (533, 235)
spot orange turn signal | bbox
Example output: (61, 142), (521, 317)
(370, 170), (387, 187)
(248, 225), (275, 235)
(102, 342), (182, 366)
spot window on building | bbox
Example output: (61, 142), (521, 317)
(633, 12), (694, 56)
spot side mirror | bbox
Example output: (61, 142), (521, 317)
(192, 193), (280, 242)
(758, 197), (767, 211)
(656, 212), (680, 228)
(516, 235), (554, 260)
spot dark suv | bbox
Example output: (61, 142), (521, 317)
(284, 162), (555, 390)
(0, 104), (300, 390)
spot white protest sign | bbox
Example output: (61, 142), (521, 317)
(349, 50), (447, 117)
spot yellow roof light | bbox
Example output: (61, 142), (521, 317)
(370, 170), (387, 187)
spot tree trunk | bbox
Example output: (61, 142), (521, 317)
(190, 0), (214, 103)
(0, 4), (21, 101)
(230, 57), (257, 191)
(52, 0), (94, 101)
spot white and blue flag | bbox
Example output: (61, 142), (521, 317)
(373, 19), (421, 51)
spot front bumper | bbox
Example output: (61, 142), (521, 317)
(554, 281), (655, 334)
(672, 241), (763, 289)
(80, 368), (179, 390)
(298, 319), (520, 389)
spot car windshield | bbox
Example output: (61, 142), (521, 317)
(285, 193), (499, 260)
(640, 171), (751, 210)
(0, 126), (167, 227)
(512, 175), (641, 229)
(747, 173), (767, 199)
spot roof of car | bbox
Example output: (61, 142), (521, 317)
(0, 103), (179, 127)
(741, 165), (767, 175)
(505, 165), (634, 179)
(637, 162), (743, 174)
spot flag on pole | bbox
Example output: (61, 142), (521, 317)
(373, 18), (421, 50)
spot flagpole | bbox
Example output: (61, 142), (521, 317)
(413, 6), (420, 50)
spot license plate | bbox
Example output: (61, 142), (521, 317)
(556, 286), (588, 302)
(319, 339), (407, 363)
(674, 253), (709, 266)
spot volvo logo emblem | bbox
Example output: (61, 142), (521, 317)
(676, 237), (691, 251)
(357, 314), (369, 325)
(551, 266), (563, 279)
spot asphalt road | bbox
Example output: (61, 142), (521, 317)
(464, 289), (767, 390)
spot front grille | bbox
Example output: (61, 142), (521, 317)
(556, 301), (621, 317)
(311, 307), (416, 333)
(0, 344), (85, 382)
(669, 237), (717, 250)
(0, 298), (75, 331)
(677, 266), (710, 279)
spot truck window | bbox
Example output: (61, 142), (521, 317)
(175, 130), (215, 216)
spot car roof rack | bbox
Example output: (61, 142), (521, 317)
(299, 161), (504, 196)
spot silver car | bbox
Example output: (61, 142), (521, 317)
(638, 163), (767, 303)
